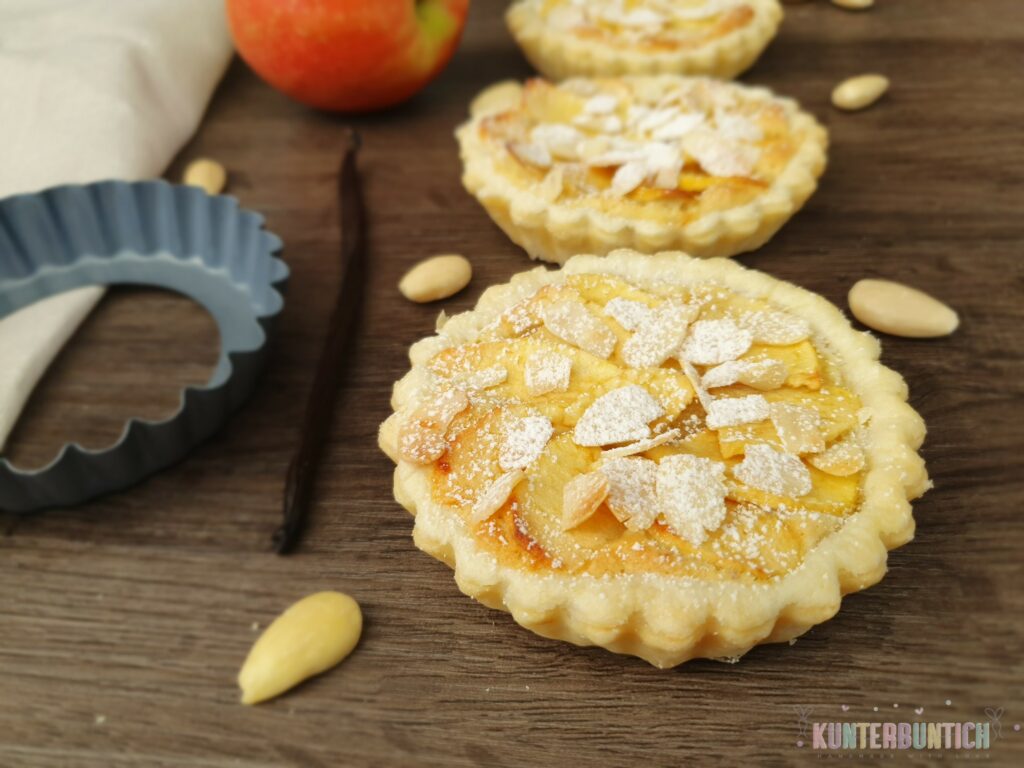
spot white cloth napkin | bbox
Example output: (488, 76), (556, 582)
(0, 0), (233, 450)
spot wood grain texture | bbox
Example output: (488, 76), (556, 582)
(2, 1), (1023, 765)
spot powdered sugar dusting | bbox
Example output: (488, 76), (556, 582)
(539, 297), (618, 359)
(499, 414), (555, 471)
(603, 297), (652, 331)
(601, 456), (659, 531)
(740, 310), (812, 346)
(681, 318), (753, 365)
(524, 349), (572, 396)
(574, 385), (664, 446)
(733, 444), (813, 498)
(656, 454), (728, 546)
(622, 300), (699, 369)
(705, 395), (770, 430)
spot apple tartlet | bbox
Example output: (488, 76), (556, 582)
(506, 0), (783, 81)
(458, 76), (827, 264)
(379, 251), (929, 668)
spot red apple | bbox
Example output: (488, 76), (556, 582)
(226, 0), (470, 112)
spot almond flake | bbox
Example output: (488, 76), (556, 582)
(715, 110), (763, 142)
(609, 160), (648, 197)
(603, 297), (652, 331)
(456, 365), (508, 391)
(537, 166), (565, 203)
(561, 472), (610, 531)
(508, 141), (551, 169)
(702, 358), (788, 390)
(615, 8), (665, 27)
(398, 388), (470, 464)
(643, 142), (685, 188)
(500, 300), (540, 335)
(739, 310), (812, 345)
(733, 444), (812, 498)
(524, 350), (572, 396)
(470, 470), (526, 523)
(622, 300), (699, 368)
(574, 385), (664, 447)
(808, 434), (866, 476)
(651, 112), (705, 141)
(602, 428), (681, 459)
(682, 319), (753, 365)
(684, 130), (757, 177)
(539, 298), (618, 359)
(530, 123), (584, 160)
(656, 454), (728, 546)
(681, 360), (714, 411)
(499, 414), (554, 471)
(634, 107), (678, 134)
(770, 402), (825, 455)
(705, 395), (770, 430)
(601, 456), (658, 531)
(583, 94), (619, 115)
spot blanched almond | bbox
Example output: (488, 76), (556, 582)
(183, 158), (227, 195)
(399, 254), (472, 303)
(832, 75), (890, 111)
(831, 0), (874, 9)
(848, 279), (959, 338)
(238, 591), (362, 705)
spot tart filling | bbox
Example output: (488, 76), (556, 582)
(507, 0), (783, 80)
(380, 252), (928, 667)
(458, 76), (827, 263)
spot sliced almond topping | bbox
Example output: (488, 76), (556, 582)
(622, 300), (699, 369)
(398, 388), (470, 464)
(574, 385), (664, 447)
(739, 310), (812, 345)
(808, 434), (866, 476)
(603, 297), (652, 331)
(524, 349), (572, 396)
(530, 124), (584, 160)
(499, 414), (554, 471)
(683, 130), (757, 178)
(601, 456), (658, 531)
(705, 394), (770, 430)
(651, 112), (705, 141)
(470, 470), (526, 523)
(702, 358), (788, 390)
(602, 428), (681, 459)
(455, 365), (507, 391)
(682, 319), (753, 365)
(770, 402), (825, 455)
(656, 454), (728, 547)
(609, 160), (648, 197)
(536, 166), (565, 203)
(561, 472), (610, 531)
(681, 359), (714, 411)
(583, 93), (619, 115)
(500, 299), (541, 336)
(508, 141), (551, 169)
(733, 444), (812, 498)
(538, 297), (618, 359)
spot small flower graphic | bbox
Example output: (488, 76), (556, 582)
(794, 706), (812, 739)
(985, 707), (1005, 740)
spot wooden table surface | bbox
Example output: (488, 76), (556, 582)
(2, 1), (1023, 765)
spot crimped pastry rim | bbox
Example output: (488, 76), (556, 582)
(379, 251), (929, 668)
(506, 0), (784, 81)
(456, 75), (828, 264)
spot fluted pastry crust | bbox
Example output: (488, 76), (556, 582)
(457, 76), (827, 264)
(506, 0), (783, 81)
(380, 252), (929, 667)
